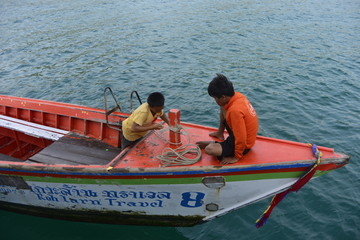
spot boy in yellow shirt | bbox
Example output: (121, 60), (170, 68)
(121, 92), (170, 150)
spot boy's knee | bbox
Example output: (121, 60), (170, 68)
(205, 144), (219, 156)
(204, 145), (212, 155)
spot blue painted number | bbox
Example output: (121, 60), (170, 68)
(180, 192), (205, 208)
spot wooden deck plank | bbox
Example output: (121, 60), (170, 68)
(0, 153), (24, 162)
(28, 133), (121, 165)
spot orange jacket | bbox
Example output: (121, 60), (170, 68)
(225, 92), (259, 159)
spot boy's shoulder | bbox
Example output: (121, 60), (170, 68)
(134, 102), (150, 114)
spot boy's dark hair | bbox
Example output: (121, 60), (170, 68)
(147, 92), (165, 107)
(207, 74), (235, 98)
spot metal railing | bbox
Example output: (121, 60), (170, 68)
(104, 88), (143, 131)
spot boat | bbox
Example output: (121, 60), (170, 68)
(0, 90), (349, 227)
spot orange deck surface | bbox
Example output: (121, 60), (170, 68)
(114, 122), (338, 169)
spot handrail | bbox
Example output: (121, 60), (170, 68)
(104, 87), (122, 131)
(130, 90), (142, 113)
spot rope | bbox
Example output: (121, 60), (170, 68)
(154, 124), (202, 167)
(157, 144), (202, 167)
(309, 143), (322, 167)
(154, 124), (190, 145)
(255, 143), (323, 228)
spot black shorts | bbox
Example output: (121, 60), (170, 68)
(217, 135), (250, 160)
(121, 134), (140, 151)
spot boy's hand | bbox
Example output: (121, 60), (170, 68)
(196, 141), (213, 149)
(152, 123), (164, 130)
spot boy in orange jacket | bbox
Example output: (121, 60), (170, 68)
(197, 74), (259, 164)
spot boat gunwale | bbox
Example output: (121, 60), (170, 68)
(0, 155), (349, 177)
(0, 94), (130, 125)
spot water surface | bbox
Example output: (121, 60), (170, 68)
(1, 0), (359, 239)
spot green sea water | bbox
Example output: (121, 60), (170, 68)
(0, 0), (359, 239)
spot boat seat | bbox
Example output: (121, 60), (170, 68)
(27, 133), (121, 165)
(0, 115), (69, 141)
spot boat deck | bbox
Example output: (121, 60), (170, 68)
(114, 122), (339, 169)
(0, 117), (342, 169)
(26, 133), (121, 165)
(0, 153), (24, 162)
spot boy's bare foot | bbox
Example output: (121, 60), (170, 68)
(221, 157), (238, 165)
(209, 131), (224, 140)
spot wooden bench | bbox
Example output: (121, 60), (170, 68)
(0, 115), (69, 141)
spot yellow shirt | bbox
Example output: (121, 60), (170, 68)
(122, 103), (163, 141)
